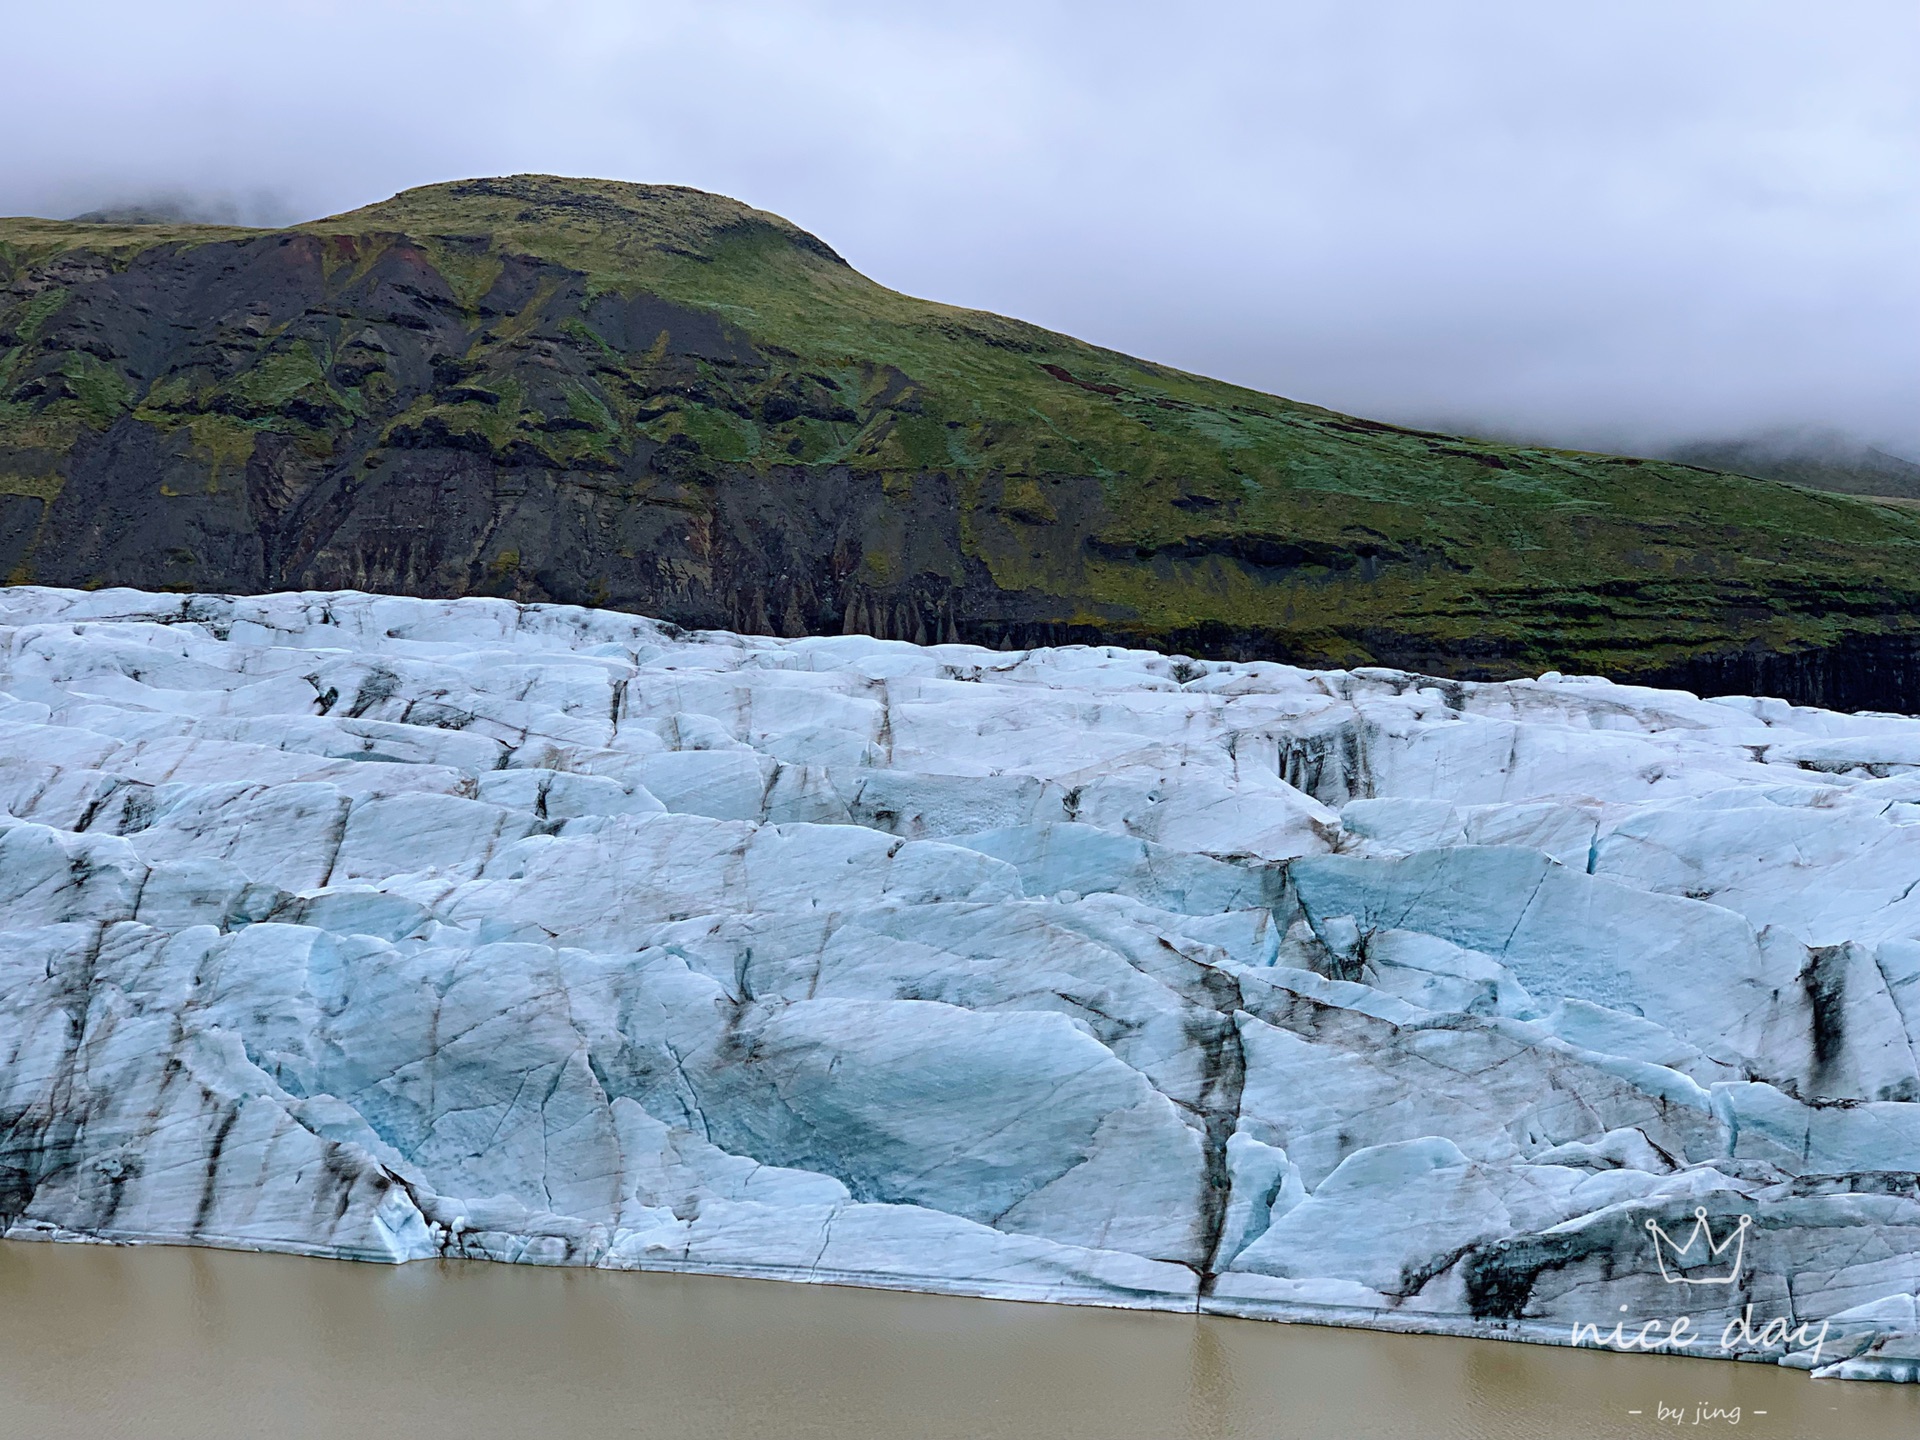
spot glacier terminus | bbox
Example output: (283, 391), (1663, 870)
(1, 586), (1918, 1382)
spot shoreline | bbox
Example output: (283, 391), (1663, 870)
(3, 1228), (1902, 1382)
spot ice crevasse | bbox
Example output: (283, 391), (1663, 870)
(1, 585), (1918, 1382)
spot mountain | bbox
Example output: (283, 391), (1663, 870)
(4, 173), (1920, 709)
(1665, 430), (1920, 504)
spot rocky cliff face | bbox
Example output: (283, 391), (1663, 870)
(1, 586), (1918, 1380)
(5, 175), (1920, 710)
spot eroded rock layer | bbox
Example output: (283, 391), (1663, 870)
(1, 586), (1917, 1380)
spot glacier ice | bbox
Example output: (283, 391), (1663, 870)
(2, 586), (1919, 1380)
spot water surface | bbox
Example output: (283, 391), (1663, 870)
(1, 1242), (1915, 1439)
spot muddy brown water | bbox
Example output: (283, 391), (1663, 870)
(1, 1241), (1916, 1439)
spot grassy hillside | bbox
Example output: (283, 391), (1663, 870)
(4, 174), (1920, 705)
(1667, 431), (1920, 503)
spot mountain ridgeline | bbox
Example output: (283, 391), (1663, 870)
(4, 174), (1920, 709)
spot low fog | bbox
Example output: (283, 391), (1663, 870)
(5, 1), (1914, 459)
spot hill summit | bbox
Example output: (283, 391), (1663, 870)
(4, 174), (1920, 708)
(323, 175), (850, 267)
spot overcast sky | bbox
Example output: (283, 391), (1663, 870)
(7, 1), (1916, 457)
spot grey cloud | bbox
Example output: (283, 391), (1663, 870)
(4, 0), (1914, 457)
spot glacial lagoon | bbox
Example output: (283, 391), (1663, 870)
(2, 1241), (1916, 1440)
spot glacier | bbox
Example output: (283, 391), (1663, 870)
(1, 586), (1918, 1382)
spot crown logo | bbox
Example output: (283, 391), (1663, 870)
(1644, 1208), (1752, 1286)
